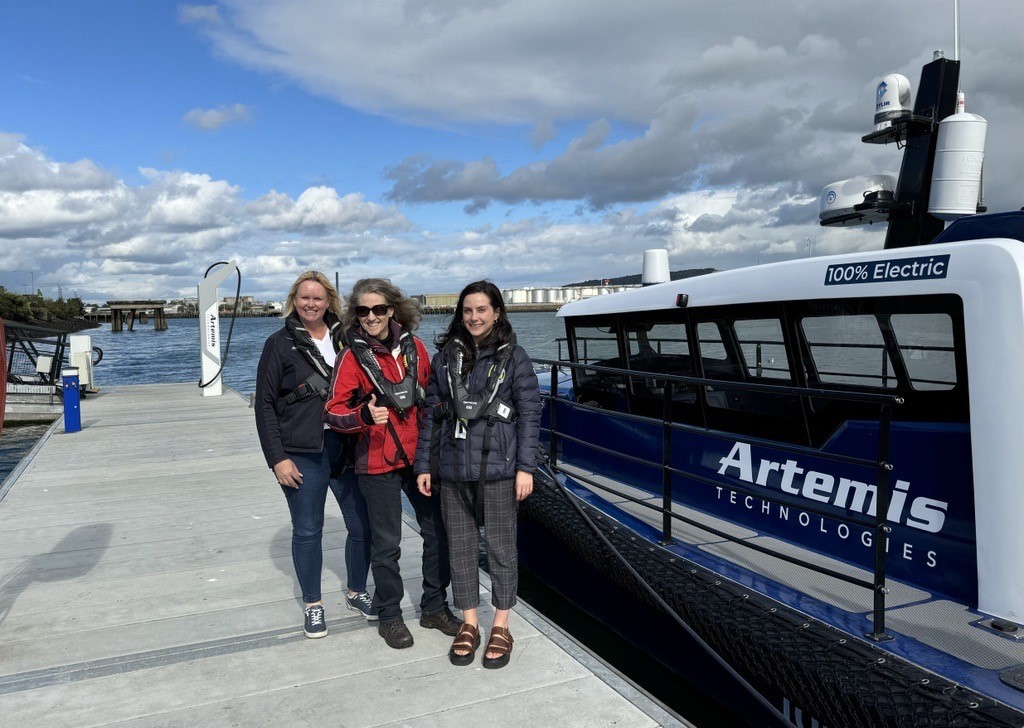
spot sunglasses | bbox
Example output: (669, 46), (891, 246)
(354, 304), (391, 318)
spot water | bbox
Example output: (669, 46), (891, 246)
(0, 422), (50, 485)
(85, 312), (567, 397)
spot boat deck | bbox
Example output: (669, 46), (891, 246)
(557, 462), (1024, 681)
(0, 384), (683, 727)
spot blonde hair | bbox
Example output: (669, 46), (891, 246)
(282, 271), (343, 320)
(342, 278), (422, 331)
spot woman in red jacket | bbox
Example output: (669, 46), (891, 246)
(324, 278), (458, 649)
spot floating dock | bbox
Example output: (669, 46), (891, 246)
(0, 383), (684, 726)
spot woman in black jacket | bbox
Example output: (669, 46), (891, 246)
(414, 281), (541, 668)
(255, 271), (374, 638)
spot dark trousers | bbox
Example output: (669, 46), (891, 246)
(440, 478), (518, 610)
(282, 430), (372, 603)
(359, 467), (451, 622)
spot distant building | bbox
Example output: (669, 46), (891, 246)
(415, 293), (459, 309)
(500, 285), (637, 306)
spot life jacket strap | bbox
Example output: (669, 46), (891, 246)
(283, 371), (330, 405)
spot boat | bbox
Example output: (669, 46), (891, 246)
(2, 320), (101, 426)
(518, 31), (1024, 728)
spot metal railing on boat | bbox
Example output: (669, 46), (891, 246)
(533, 355), (903, 642)
(3, 321), (70, 391)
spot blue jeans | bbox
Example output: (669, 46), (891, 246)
(359, 467), (451, 622)
(282, 430), (371, 603)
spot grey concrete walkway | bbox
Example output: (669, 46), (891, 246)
(0, 383), (683, 727)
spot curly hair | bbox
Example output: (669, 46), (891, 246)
(282, 271), (343, 320)
(341, 277), (422, 331)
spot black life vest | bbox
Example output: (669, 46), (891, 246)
(442, 335), (517, 431)
(432, 334), (518, 525)
(346, 325), (424, 419)
(283, 312), (342, 405)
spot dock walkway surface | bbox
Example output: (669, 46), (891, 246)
(0, 383), (683, 727)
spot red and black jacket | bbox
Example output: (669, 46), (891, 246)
(324, 320), (431, 475)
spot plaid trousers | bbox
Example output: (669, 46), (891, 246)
(439, 478), (518, 611)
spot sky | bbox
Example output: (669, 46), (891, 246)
(0, 1), (1021, 303)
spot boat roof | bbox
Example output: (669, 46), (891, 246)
(558, 233), (1024, 318)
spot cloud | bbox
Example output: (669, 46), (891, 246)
(182, 103), (252, 131)
(0, 133), (116, 192)
(0, 136), (416, 300)
(249, 187), (411, 233)
(178, 4), (223, 25)
(386, 97), (702, 210)
(185, 1), (1022, 214)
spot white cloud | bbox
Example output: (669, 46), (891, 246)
(249, 187), (411, 233)
(182, 103), (252, 131)
(187, 1), (1022, 214)
(0, 138), (416, 301)
(0, 133), (116, 192)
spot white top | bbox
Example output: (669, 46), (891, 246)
(311, 331), (335, 429)
(312, 331), (336, 369)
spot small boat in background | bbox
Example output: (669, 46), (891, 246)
(2, 320), (101, 426)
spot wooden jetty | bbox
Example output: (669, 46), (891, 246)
(105, 301), (168, 332)
(0, 383), (685, 727)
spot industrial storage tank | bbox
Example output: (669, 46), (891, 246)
(510, 289), (528, 304)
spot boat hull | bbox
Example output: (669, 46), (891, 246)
(519, 468), (1024, 728)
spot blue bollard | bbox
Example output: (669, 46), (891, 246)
(61, 367), (82, 433)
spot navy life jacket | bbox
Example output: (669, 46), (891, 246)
(432, 334), (518, 524)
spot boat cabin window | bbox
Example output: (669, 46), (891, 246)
(623, 318), (696, 417)
(573, 324), (620, 366)
(625, 321), (690, 372)
(801, 315), (896, 389)
(559, 295), (965, 450)
(733, 319), (791, 381)
(800, 312), (957, 391)
(695, 312), (803, 441)
(696, 322), (727, 361)
(889, 313), (956, 390)
(569, 320), (628, 410)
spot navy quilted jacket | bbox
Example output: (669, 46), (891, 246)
(414, 343), (541, 482)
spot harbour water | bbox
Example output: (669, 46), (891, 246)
(0, 423), (51, 486)
(84, 312), (566, 398)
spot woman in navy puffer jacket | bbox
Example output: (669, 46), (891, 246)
(415, 280), (541, 669)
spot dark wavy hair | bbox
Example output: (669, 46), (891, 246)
(437, 281), (513, 376)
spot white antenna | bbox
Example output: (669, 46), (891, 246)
(953, 0), (960, 62)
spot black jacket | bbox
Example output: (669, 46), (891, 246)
(255, 312), (345, 469)
(414, 342), (541, 482)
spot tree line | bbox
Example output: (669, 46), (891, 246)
(0, 287), (87, 327)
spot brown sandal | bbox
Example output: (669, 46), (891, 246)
(481, 626), (513, 669)
(449, 623), (480, 666)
